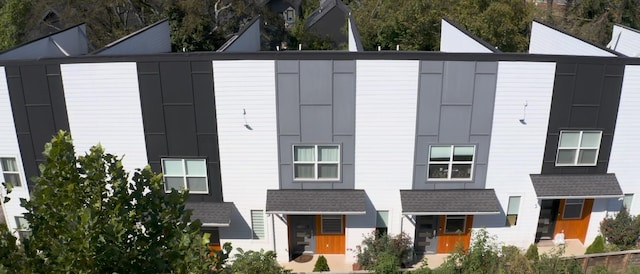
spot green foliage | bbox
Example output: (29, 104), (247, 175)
(210, 242), (233, 273)
(355, 231), (413, 270)
(589, 265), (611, 274)
(228, 248), (290, 274)
(586, 235), (606, 254)
(0, 0), (31, 50)
(525, 243), (539, 261)
(18, 130), (209, 273)
(313, 255), (330, 272)
(600, 208), (640, 250)
(372, 252), (400, 274)
(0, 223), (27, 272)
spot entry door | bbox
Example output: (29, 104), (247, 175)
(536, 199), (560, 241)
(415, 215), (439, 254)
(288, 216), (316, 259)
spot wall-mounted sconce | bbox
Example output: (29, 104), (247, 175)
(519, 101), (528, 125)
(243, 108), (253, 130)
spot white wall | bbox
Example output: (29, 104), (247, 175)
(480, 61), (556, 248)
(352, 60), (419, 255)
(609, 65), (640, 215)
(608, 25), (640, 57)
(61, 63), (148, 172)
(212, 61), (281, 259)
(0, 67), (30, 235)
(440, 19), (494, 53)
(529, 21), (616, 56)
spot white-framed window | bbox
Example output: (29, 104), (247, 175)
(556, 130), (602, 166)
(562, 199), (584, 219)
(623, 194), (634, 211)
(293, 145), (340, 180)
(284, 7), (295, 24)
(444, 215), (466, 234)
(1, 157), (21, 187)
(15, 216), (31, 240)
(428, 145), (475, 180)
(251, 210), (265, 240)
(161, 159), (208, 194)
(321, 215), (343, 234)
(506, 196), (521, 226)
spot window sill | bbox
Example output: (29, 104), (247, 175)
(554, 164), (597, 167)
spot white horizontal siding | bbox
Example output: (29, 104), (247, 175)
(529, 21), (615, 56)
(61, 63), (147, 172)
(440, 19), (494, 53)
(352, 60), (419, 250)
(212, 60), (279, 257)
(609, 65), (640, 215)
(481, 61), (556, 247)
(608, 25), (640, 57)
(0, 66), (30, 235)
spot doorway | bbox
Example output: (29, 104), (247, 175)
(288, 215), (316, 260)
(414, 215), (439, 255)
(536, 199), (560, 241)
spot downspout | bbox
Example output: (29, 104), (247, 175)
(272, 214), (276, 252)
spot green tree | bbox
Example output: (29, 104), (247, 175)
(19, 130), (209, 273)
(0, 0), (32, 50)
(228, 248), (291, 274)
(585, 235), (606, 254)
(600, 208), (640, 250)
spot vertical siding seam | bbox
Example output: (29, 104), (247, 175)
(157, 62), (170, 158)
(413, 62), (423, 190)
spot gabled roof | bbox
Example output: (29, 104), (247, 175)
(266, 189), (366, 215)
(0, 23), (88, 60)
(217, 16), (262, 52)
(530, 174), (623, 199)
(93, 19), (171, 55)
(400, 189), (501, 215)
(608, 24), (640, 57)
(305, 0), (351, 29)
(185, 201), (234, 227)
(440, 17), (500, 53)
(529, 20), (621, 57)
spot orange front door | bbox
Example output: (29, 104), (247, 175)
(553, 199), (594, 243)
(436, 215), (473, 253)
(315, 215), (345, 254)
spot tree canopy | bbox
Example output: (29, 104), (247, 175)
(1, 131), (209, 273)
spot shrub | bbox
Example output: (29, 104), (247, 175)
(313, 255), (330, 272)
(525, 243), (539, 261)
(355, 231), (413, 270)
(229, 248), (291, 274)
(372, 252), (400, 274)
(600, 208), (640, 250)
(585, 235), (605, 254)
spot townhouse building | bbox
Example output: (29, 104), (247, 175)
(1, 16), (640, 264)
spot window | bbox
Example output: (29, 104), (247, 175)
(15, 216), (30, 240)
(562, 199), (584, 219)
(1, 158), (21, 187)
(428, 145), (475, 180)
(161, 159), (208, 193)
(556, 131), (602, 166)
(506, 196), (521, 226)
(444, 215), (466, 234)
(293, 145), (340, 180)
(284, 7), (295, 24)
(622, 194), (633, 211)
(251, 210), (265, 240)
(375, 210), (389, 236)
(321, 215), (343, 234)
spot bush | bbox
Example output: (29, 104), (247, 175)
(525, 243), (539, 261)
(586, 235), (605, 254)
(229, 248), (291, 274)
(313, 255), (330, 272)
(372, 252), (400, 274)
(600, 208), (640, 250)
(355, 231), (413, 270)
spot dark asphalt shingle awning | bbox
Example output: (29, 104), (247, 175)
(266, 189), (366, 215)
(530, 174), (623, 199)
(400, 189), (501, 215)
(185, 201), (234, 227)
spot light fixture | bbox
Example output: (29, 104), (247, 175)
(519, 101), (528, 125)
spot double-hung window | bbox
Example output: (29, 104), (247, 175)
(293, 145), (340, 180)
(15, 216), (30, 240)
(556, 130), (602, 166)
(428, 145), (475, 180)
(1, 157), (21, 187)
(161, 159), (208, 193)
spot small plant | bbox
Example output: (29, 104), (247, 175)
(313, 255), (330, 272)
(525, 243), (539, 261)
(355, 231), (413, 270)
(600, 208), (640, 250)
(229, 248), (291, 274)
(372, 252), (400, 274)
(585, 235), (605, 254)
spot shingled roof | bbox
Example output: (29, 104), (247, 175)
(266, 189), (366, 215)
(400, 189), (501, 215)
(530, 174), (623, 199)
(185, 201), (234, 227)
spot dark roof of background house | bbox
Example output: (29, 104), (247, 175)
(305, 0), (351, 28)
(217, 16), (261, 52)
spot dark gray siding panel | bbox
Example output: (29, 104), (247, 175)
(414, 61), (498, 190)
(137, 61), (223, 202)
(6, 65), (69, 187)
(276, 60), (356, 189)
(542, 62), (624, 174)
